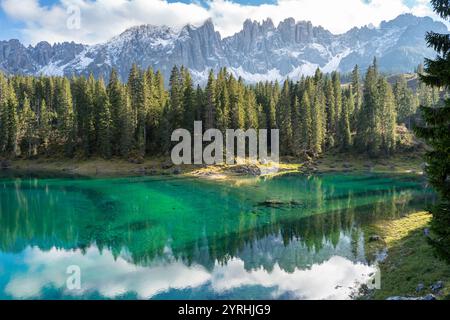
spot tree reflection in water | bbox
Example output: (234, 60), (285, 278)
(0, 173), (434, 299)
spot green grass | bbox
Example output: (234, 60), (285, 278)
(313, 152), (424, 174)
(364, 212), (450, 300)
(7, 151), (424, 178)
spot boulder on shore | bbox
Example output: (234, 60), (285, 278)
(369, 235), (382, 242)
(231, 165), (261, 176)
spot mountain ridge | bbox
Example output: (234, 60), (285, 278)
(0, 13), (447, 83)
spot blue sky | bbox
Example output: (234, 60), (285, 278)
(0, 0), (441, 45)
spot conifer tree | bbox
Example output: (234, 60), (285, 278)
(53, 77), (75, 155)
(355, 59), (381, 155)
(229, 76), (245, 130)
(3, 83), (18, 155)
(95, 79), (112, 158)
(244, 88), (258, 130)
(128, 64), (147, 157)
(195, 85), (204, 122)
(332, 72), (342, 147)
(204, 70), (216, 130)
(182, 69), (196, 132)
(268, 97), (277, 130)
(169, 66), (184, 129)
(394, 75), (417, 128)
(279, 80), (293, 154)
(351, 65), (363, 123)
(379, 78), (397, 154)
(312, 86), (326, 155)
(325, 77), (336, 147)
(340, 90), (353, 151)
(38, 99), (52, 154)
(300, 92), (312, 153)
(119, 88), (134, 158)
(414, 0), (450, 253)
(19, 96), (37, 157)
(0, 74), (8, 152)
(108, 69), (124, 155)
(215, 69), (230, 132)
(291, 95), (302, 155)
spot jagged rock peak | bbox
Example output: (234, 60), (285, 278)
(0, 14), (448, 84)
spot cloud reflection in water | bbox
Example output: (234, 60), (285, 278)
(4, 245), (374, 300)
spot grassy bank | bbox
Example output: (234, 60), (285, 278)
(363, 212), (449, 300)
(4, 157), (182, 177)
(311, 152), (424, 174)
(2, 151), (424, 178)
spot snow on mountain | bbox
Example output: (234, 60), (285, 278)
(0, 14), (447, 84)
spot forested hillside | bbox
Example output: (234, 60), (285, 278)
(0, 60), (442, 161)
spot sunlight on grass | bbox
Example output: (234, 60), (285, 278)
(364, 212), (450, 300)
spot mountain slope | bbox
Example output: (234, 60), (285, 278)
(0, 14), (447, 83)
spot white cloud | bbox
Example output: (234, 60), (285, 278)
(5, 246), (212, 299)
(0, 0), (447, 45)
(4, 246), (375, 299)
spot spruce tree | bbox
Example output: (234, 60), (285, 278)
(312, 85), (325, 155)
(169, 66), (184, 129)
(300, 92), (312, 154)
(351, 65), (363, 124)
(324, 77), (336, 147)
(215, 69), (230, 132)
(0, 74), (8, 152)
(95, 79), (112, 158)
(19, 96), (37, 157)
(119, 87), (134, 158)
(394, 75), (417, 128)
(244, 88), (258, 130)
(182, 69), (196, 132)
(72, 76), (94, 156)
(355, 59), (381, 155)
(107, 69), (124, 155)
(229, 75), (245, 130)
(38, 99), (52, 155)
(128, 64), (147, 157)
(379, 78), (397, 154)
(268, 97), (277, 130)
(414, 0), (450, 254)
(53, 78), (75, 155)
(340, 90), (353, 151)
(279, 80), (293, 154)
(195, 85), (204, 122)
(204, 70), (216, 130)
(291, 95), (302, 156)
(3, 83), (18, 155)
(332, 72), (342, 146)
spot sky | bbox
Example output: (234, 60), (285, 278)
(0, 0), (446, 45)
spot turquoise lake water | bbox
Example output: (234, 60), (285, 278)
(0, 173), (434, 300)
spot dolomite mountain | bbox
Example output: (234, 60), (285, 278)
(0, 14), (447, 83)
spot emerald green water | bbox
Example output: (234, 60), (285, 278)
(0, 173), (434, 300)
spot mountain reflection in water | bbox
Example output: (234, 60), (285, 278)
(0, 173), (434, 299)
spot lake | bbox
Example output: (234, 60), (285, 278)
(0, 173), (434, 300)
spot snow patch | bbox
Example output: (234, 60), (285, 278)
(322, 48), (352, 73)
(73, 49), (94, 70)
(38, 61), (66, 76)
(288, 63), (319, 78)
(230, 67), (284, 83)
